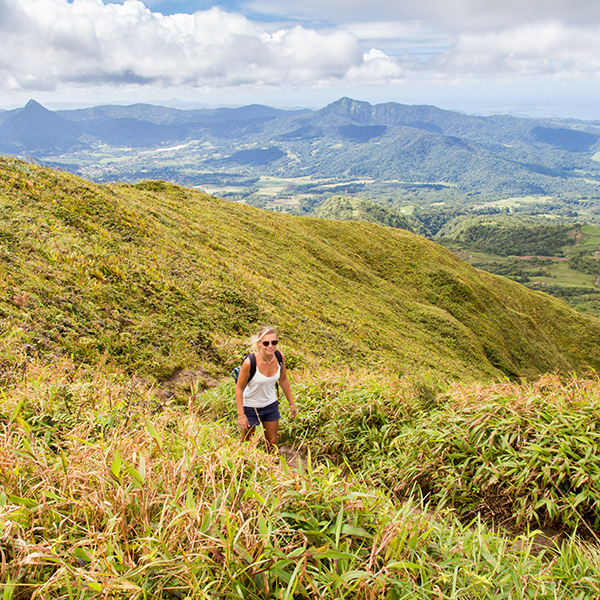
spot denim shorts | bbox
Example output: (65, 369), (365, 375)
(244, 401), (280, 427)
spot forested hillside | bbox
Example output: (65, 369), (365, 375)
(4, 98), (600, 207)
(311, 195), (422, 233)
(435, 217), (600, 317)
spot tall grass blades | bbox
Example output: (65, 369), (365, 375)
(3, 365), (600, 598)
(272, 370), (600, 532)
(398, 374), (600, 531)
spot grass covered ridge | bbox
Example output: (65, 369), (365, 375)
(1, 156), (600, 384)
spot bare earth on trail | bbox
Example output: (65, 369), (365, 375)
(279, 445), (308, 469)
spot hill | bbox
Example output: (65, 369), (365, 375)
(269, 98), (600, 195)
(311, 195), (421, 233)
(5, 158), (600, 598)
(2, 157), (600, 385)
(0, 100), (84, 154)
(0, 100), (309, 152)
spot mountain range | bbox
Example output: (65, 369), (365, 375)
(3, 98), (600, 197)
(0, 99), (309, 152)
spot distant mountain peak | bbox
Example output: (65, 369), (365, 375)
(20, 100), (58, 120)
(334, 97), (370, 106)
(328, 97), (371, 111)
(19, 100), (68, 123)
(0, 99), (80, 154)
(24, 99), (48, 111)
(321, 97), (376, 123)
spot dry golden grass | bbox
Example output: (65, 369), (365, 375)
(443, 371), (600, 414)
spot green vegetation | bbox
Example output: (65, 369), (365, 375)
(4, 360), (600, 598)
(4, 158), (600, 382)
(4, 158), (600, 598)
(311, 195), (421, 233)
(37, 99), (600, 196)
(10, 97), (598, 223)
(204, 372), (600, 532)
(450, 222), (574, 257)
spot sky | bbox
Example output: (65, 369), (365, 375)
(1, 0), (600, 119)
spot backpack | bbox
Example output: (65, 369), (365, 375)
(232, 350), (283, 385)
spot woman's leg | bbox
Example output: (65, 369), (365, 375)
(242, 407), (259, 442)
(262, 419), (279, 450)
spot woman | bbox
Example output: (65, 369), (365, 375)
(235, 325), (297, 448)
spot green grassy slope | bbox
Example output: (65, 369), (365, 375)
(5, 157), (600, 599)
(2, 156), (599, 383)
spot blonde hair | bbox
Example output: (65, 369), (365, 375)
(250, 325), (279, 353)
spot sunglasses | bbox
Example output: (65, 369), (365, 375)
(262, 340), (279, 347)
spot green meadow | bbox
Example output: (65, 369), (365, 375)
(2, 157), (600, 598)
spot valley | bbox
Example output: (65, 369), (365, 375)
(4, 97), (600, 217)
(439, 223), (600, 317)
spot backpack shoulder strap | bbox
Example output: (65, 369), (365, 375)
(247, 353), (257, 383)
(244, 352), (280, 385)
(274, 350), (283, 397)
(275, 349), (283, 367)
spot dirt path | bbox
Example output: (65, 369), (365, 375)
(279, 445), (308, 469)
(155, 368), (221, 402)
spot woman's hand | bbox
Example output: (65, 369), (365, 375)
(238, 414), (249, 430)
(289, 403), (297, 419)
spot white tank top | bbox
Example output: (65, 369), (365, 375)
(243, 363), (281, 408)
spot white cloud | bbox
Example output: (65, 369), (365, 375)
(343, 20), (454, 60)
(434, 22), (600, 79)
(0, 0), (365, 93)
(1, 0), (600, 105)
(243, 0), (600, 30)
(345, 48), (410, 84)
